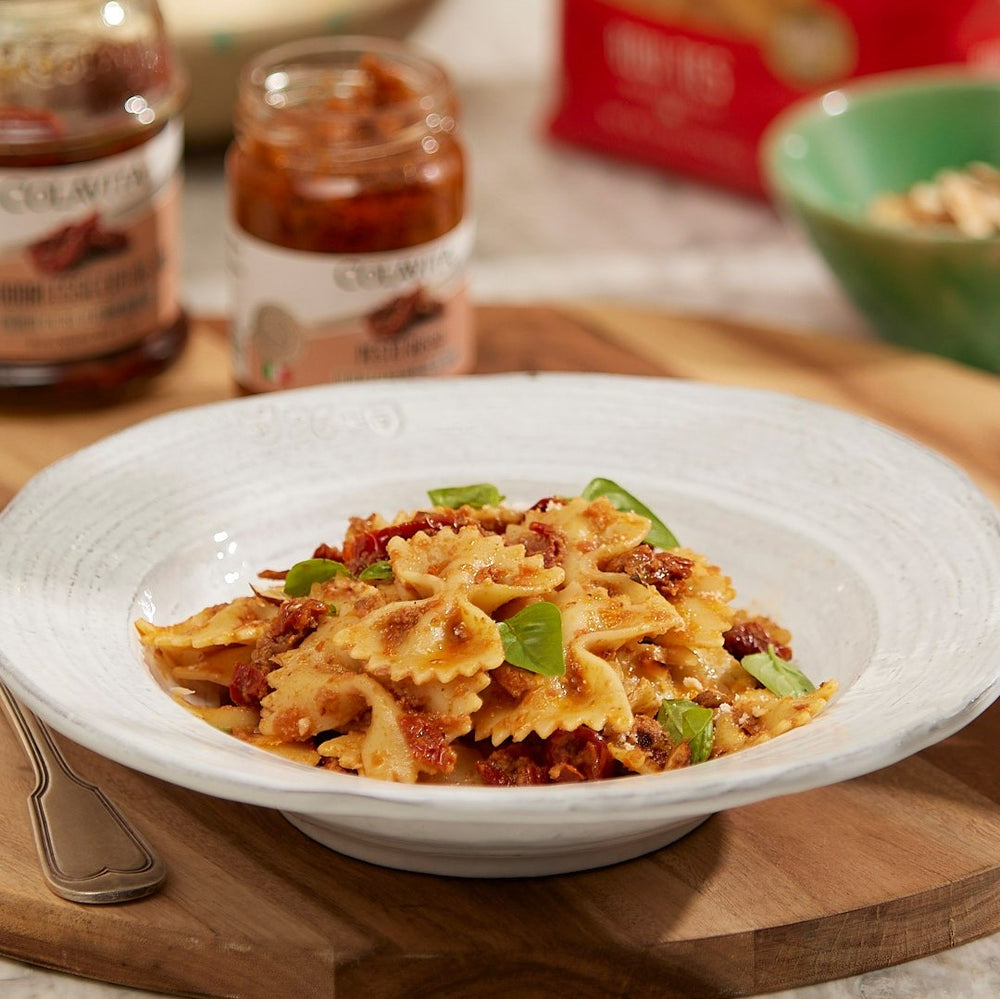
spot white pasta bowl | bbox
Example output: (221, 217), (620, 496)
(0, 373), (997, 877)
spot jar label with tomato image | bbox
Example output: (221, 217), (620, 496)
(0, 119), (183, 364)
(228, 218), (475, 391)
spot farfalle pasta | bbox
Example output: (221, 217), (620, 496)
(136, 480), (837, 785)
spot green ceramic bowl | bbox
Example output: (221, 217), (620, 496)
(761, 70), (1000, 371)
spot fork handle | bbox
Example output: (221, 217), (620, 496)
(0, 684), (166, 904)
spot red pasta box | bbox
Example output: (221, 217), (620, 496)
(548, 0), (1000, 196)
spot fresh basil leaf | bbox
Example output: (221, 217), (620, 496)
(358, 560), (394, 581)
(427, 483), (505, 509)
(283, 558), (351, 596)
(688, 719), (714, 765)
(657, 698), (715, 764)
(656, 699), (688, 744)
(581, 477), (679, 549)
(497, 602), (565, 677)
(741, 644), (816, 697)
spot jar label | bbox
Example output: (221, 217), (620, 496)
(0, 119), (184, 363)
(228, 219), (476, 390)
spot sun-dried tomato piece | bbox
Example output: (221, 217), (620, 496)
(545, 728), (616, 782)
(522, 520), (566, 568)
(399, 712), (457, 774)
(229, 661), (269, 708)
(342, 511), (469, 573)
(476, 741), (549, 786)
(273, 596), (329, 637)
(490, 663), (535, 701)
(476, 728), (617, 786)
(312, 542), (344, 562)
(723, 619), (792, 661)
(248, 596), (329, 674)
(603, 543), (694, 599)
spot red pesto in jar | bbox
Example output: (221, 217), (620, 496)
(0, 0), (188, 402)
(226, 36), (474, 392)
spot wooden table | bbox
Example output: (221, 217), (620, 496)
(0, 304), (998, 999)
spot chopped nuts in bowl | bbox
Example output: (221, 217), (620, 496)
(868, 162), (1000, 239)
(761, 70), (1000, 372)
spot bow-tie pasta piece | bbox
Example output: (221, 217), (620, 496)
(313, 670), (493, 782)
(474, 579), (683, 744)
(136, 595), (279, 651)
(336, 526), (564, 685)
(389, 525), (565, 608)
(335, 591), (505, 686)
(506, 496), (651, 585)
(136, 595), (282, 691)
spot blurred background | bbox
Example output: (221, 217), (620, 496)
(168, 0), (875, 337)
(2, 4), (998, 995)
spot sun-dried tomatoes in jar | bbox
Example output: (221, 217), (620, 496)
(0, 1), (188, 402)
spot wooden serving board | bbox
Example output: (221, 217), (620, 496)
(0, 304), (998, 999)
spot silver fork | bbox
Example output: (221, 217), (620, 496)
(0, 682), (166, 903)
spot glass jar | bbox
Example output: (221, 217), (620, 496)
(226, 36), (474, 393)
(0, 0), (188, 403)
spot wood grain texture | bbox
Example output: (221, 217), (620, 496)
(0, 304), (998, 999)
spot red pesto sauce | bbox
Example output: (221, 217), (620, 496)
(226, 53), (466, 254)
